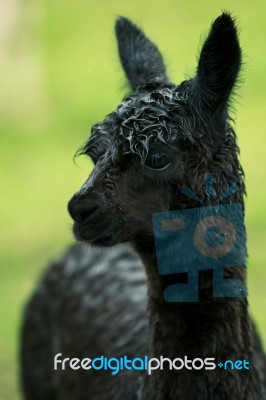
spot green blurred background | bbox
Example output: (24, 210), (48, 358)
(1, 0), (266, 398)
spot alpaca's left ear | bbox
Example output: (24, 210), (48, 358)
(115, 17), (168, 91)
(194, 13), (241, 114)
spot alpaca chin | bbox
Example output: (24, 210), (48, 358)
(73, 217), (123, 246)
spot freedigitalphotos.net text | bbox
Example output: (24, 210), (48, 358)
(54, 354), (250, 375)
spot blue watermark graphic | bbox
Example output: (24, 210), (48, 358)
(152, 174), (247, 302)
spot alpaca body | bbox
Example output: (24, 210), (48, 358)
(21, 243), (266, 399)
(21, 12), (266, 400)
(21, 243), (148, 400)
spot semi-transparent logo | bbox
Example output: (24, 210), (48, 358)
(152, 174), (247, 302)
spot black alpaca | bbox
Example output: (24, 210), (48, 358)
(21, 13), (266, 399)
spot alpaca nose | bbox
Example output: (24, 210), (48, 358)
(68, 193), (104, 224)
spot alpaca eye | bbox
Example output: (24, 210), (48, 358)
(144, 151), (172, 170)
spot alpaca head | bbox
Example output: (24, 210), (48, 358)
(68, 13), (244, 247)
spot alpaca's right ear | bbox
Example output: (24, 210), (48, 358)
(115, 17), (168, 91)
(194, 13), (242, 115)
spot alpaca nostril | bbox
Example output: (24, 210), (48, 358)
(68, 195), (102, 224)
(78, 204), (98, 224)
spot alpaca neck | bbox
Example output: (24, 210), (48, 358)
(134, 244), (251, 399)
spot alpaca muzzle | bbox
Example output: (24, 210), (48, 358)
(68, 191), (106, 225)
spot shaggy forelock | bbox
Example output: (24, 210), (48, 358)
(79, 80), (235, 166)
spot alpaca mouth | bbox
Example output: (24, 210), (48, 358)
(73, 218), (123, 246)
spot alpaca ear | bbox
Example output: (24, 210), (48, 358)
(115, 17), (168, 91)
(194, 13), (241, 114)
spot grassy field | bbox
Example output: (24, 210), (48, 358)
(1, 1), (266, 398)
